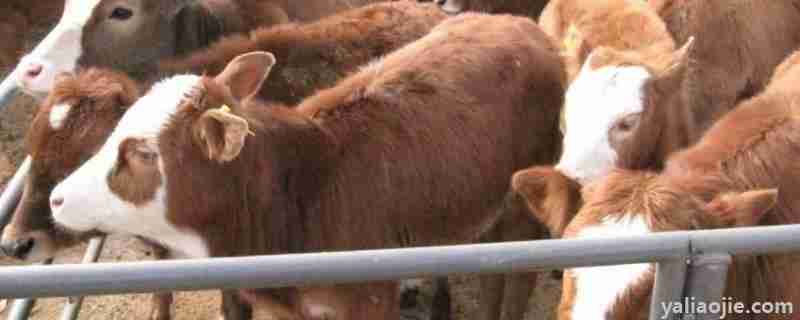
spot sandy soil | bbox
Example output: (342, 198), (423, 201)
(0, 14), (562, 320)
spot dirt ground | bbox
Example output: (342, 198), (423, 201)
(0, 16), (562, 320)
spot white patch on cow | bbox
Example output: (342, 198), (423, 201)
(15, 0), (103, 97)
(556, 61), (651, 185)
(49, 103), (72, 130)
(50, 75), (209, 259)
(569, 214), (653, 320)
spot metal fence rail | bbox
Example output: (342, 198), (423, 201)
(0, 224), (798, 320)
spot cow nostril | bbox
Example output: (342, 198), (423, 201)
(24, 64), (44, 79)
(51, 197), (64, 209)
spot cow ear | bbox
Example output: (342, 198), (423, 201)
(704, 189), (778, 227)
(194, 106), (252, 163)
(214, 52), (276, 101)
(510, 166), (582, 238)
(660, 37), (694, 77)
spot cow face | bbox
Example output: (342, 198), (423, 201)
(0, 69), (138, 262)
(557, 39), (695, 185)
(557, 170), (778, 320)
(15, 0), (194, 98)
(49, 52), (275, 259)
(557, 55), (651, 185)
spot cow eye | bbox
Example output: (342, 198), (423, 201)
(614, 113), (641, 132)
(136, 148), (158, 164)
(109, 7), (133, 20)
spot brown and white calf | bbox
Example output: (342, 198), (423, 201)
(428, 0), (549, 18)
(505, 0), (679, 239)
(49, 12), (565, 320)
(0, 69), (183, 319)
(552, 49), (800, 320)
(559, 0), (800, 187)
(10, 0), (388, 98)
(161, 1), (447, 106)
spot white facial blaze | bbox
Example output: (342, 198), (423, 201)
(50, 75), (209, 259)
(49, 103), (72, 130)
(570, 215), (653, 320)
(15, 0), (102, 97)
(557, 62), (651, 185)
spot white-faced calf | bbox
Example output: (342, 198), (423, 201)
(554, 49), (800, 320)
(50, 12), (566, 320)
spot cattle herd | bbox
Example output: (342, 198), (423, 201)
(0, 0), (799, 319)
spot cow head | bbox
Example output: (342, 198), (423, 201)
(557, 170), (778, 320)
(14, 0), (225, 98)
(49, 52), (275, 259)
(0, 69), (139, 261)
(557, 38), (695, 185)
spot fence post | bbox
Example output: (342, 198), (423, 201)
(683, 253), (732, 320)
(649, 258), (689, 320)
(0, 157), (30, 230)
(59, 237), (106, 320)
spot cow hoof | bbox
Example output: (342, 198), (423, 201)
(149, 304), (174, 320)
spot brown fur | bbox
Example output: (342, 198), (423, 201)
(0, 1), (62, 69)
(431, 0), (549, 18)
(160, 1), (447, 105)
(649, 0), (800, 141)
(155, 13), (564, 319)
(539, 0), (674, 81)
(561, 50), (800, 320)
(108, 138), (163, 206)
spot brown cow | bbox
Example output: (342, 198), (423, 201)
(48, 12), (565, 320)
(538, 0), (675, 82)
(428, 0), (549, 18)
(0, 1), (62, 70)
(10, 0), (389, 99)
(553, 49), (800, 320)
(161, 1), (448, 105)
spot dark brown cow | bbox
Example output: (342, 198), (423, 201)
(553, 49), (800, 320)
(48, 13), (566, 320)
(0, 1), (62, 70)
(161, 1), (448, 105)
(10, 0), (389, 99)
(428, 0), (549, 18)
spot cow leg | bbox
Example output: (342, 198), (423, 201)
(477, 224), (504, 320)
(430, 277), (451, 320)
(496, 198), (550, 320)
(145, 242), (175, 320)
(221, 290), (252, 320)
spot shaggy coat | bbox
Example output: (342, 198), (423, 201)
(650, 0), (800, 139)
(161, 1), (447, 105)
(558, 49), (800, 320)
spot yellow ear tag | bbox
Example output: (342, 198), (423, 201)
(219, 104), (231, 113)
(563, 24), (581, 54)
